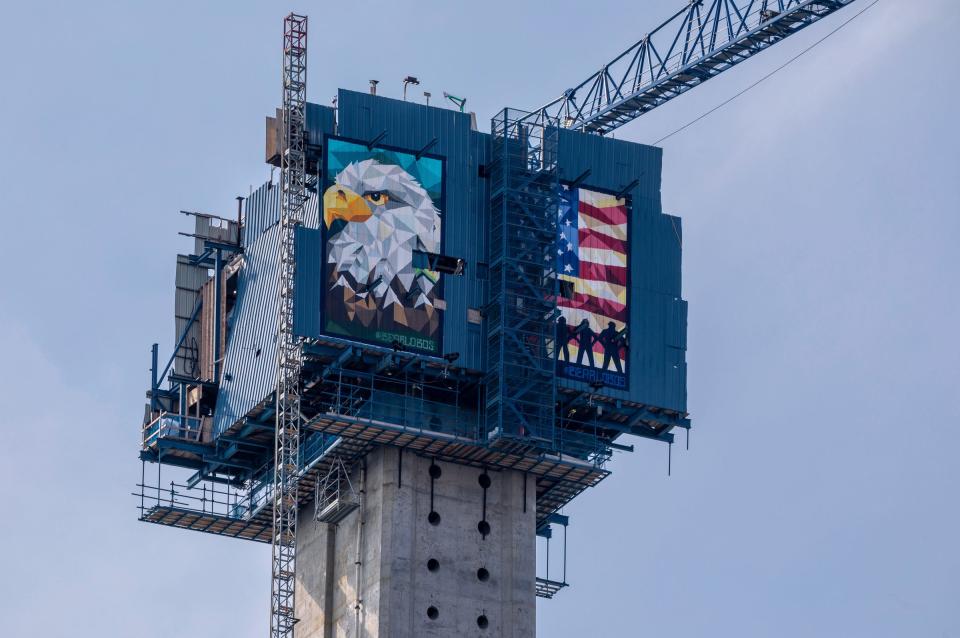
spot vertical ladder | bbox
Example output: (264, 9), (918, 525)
(271, 13), (307, 638)
(485, 109), (560, 450)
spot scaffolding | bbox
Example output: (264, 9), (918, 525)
(485, 109), (561, 451)
(314, 457), (359, 525)
(271, 12), (308, 638)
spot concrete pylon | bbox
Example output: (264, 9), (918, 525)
(296, 447), (536, 637)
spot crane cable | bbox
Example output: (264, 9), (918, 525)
(653, 0), (882, 145)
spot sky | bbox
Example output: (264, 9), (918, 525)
(0, 1), (957, 636)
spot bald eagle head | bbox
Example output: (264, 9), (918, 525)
(323, 159), (441, 310)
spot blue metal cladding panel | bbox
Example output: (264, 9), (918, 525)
(556, 128), (687, 412)
(244, 178), (321, 249)
(214, 183), (321, 436)
(462, 130), (491, 370)
(304, 90), (489, 371)
(306, 102), (336, 146)
(213, 223), (279, 437)
(279, 93), (682, 417)
(244, 182), (280, 246)
(293, 227), (322, 337)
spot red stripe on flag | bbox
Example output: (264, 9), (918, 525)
(577, 261), (627, 286)
(578, 227), (627, 254)
(579, 200), (628, 226)
(558, 292), (627, 322)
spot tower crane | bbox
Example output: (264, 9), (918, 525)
(268, 1), (861, 635)
(535, 0), (859, 134)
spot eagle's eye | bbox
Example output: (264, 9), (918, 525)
(363, 191), (390, 206)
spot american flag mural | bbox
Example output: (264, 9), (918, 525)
(555, 185), (629, 389)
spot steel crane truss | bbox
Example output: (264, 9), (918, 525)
(532, 0), (857, 135)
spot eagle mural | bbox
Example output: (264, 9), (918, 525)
(322, 146), (443, 352)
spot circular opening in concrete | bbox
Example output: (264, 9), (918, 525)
(477, 520), (491, 536)
(477, 614), (489, 629)
(427, 606), (439, 620)
(476, 567), (490, 582)
(428, 511), (441, 526)
(429, 464), (442, 480)
(478, 473), (491, 489)
(427, 558), (440, 572)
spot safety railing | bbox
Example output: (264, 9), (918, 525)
(136, 474), (251, 520)
(311, 369), (483, 443)
(141, 412), (203, 449)
(137, 417), (343, 526)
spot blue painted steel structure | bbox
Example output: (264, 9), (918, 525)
(485, 110), (561, 450)
(135, 0), (861, 609)
(137, 92), (687, 553)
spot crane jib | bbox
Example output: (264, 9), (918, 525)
(527, 0), (859, 135)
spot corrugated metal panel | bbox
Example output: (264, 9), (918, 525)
(192, 215), (239, 255)
(557, 128), (664, 218)
(214, 181), (321, 434)
(306, 102), (336, 146)
(244, 180), (320, 248)
(213, 224), (280, 436)
(198, 276), (227, 381)
(243, 182), (280, 246)
(174, 255), (207, 376)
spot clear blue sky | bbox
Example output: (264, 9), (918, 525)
(1, 1), (957, 636)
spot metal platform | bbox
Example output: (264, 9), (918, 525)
(535, 577), (568, 599)
(303, 411), (609, 525)
(138, 436), (371, 543)
(140, 505), (273, 542)
(139, 417), (609, 542)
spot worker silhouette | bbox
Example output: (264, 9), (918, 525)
(574, 319), (596, 368)
(599, 321), (626, 374)
(555, 316), (571, 362)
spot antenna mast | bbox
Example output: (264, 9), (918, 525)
(270, 12), (307, 638)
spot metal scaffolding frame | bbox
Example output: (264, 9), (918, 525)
(314, 457), (360, 525)
(485, 109), (561, 452)
(271, 12), (308, 638)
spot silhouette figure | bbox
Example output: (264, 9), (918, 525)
(599, 321), (626, 374)
(574, 319), (596, 368)
(555, 316), (571, 362)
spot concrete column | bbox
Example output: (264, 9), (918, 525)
(295, 447), (536, 638)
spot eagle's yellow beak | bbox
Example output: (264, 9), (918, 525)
(323, 184), (372, 227)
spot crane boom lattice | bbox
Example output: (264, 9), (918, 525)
(534, 0), (859, 135)
(271, 12), (308, 638)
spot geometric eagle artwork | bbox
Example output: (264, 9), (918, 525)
(555, 185), (629, 389)
(321, 137), (444, 354)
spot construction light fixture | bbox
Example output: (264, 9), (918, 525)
(369, 79), (379, 95)
(423, 91), (431, 106)
(402, 76), (420, 101)
(443, 92), (466, 112)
